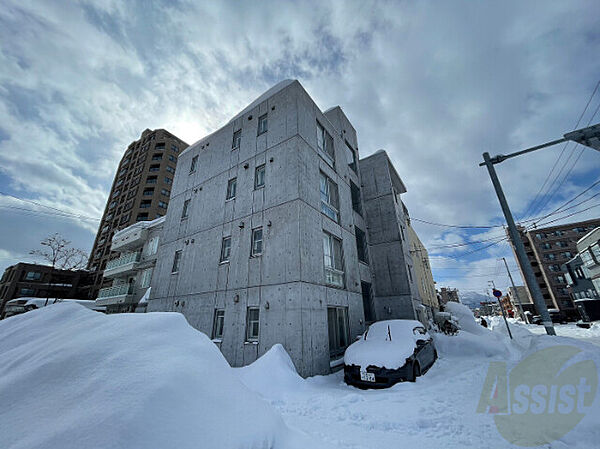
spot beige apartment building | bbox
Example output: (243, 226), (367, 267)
(407, 221), (438, 317)
(87, 128), (188, 297)
(513, 218), (600, 319)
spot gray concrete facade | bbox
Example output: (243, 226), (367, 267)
(359, 151), (421, 321)
(148, 81), (367, 376)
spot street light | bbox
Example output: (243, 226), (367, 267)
(479, 122), (600, 337)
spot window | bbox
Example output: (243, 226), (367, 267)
(355, 227), (368, 264)
(556, 275), (566, 284)
(542, 243), (552, 249)
(169, 155), (177, 162)
(152, 154), (162, 161)
(557, 241), (569, 248)
(232, 129), (241, 149)
(161, 188), (170, 196)
(246, 307), (260, 341)
(109, 201), (117, 209)
(149, 164), (160, 172)
(140, 268), (153, 288)
(189, 156), (198, 173)
(24, 271), (42, 281)
(136, 213), (149, 221)
(112, 189), (121, 199)
(155, 143), (165, 150)
(166, 166), (175, 174)
(543, 253), (556, 260)
(548, 264), (561, 272)
(181, 199), (190, 219)
(146, 237), (159, 255)
(164, 177), (172, 184)
(581, 250), (594, 266)
(220, 237), (231, 262)
(590, 244), (600, 260)
(361, 282), (374, 323)
(320, 172), (339, 222)
(327, 306), (349, 358)
(146, 176), (157, 184)
(172, 250), (182, 273)
(535, 233), (546, 240)
(560, 252), (573, 259)
(345, 141), (357, 173)
(158, 201), (168, 209)
(317, 121), (335, 163)
(350, 181), (362, 216)
(20, 288), (36, 296)
(226, 178), (237, 200)
(171, 144), (179, 152)
(257, 114), (268, 135)
(212, 309), (225, 340)
(323, 232), (344, 287)
(143, 188), (154, 196)
(254, 164), (265, 189)
(251, 228), (263, 257)
(140, 200), (151, 208)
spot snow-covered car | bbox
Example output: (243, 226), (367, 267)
(343, 320), (437, 389)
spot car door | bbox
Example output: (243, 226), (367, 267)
(413, 326), (433, 368)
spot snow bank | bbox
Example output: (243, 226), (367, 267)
(435, 303), (521, 360)
(0, 303), (309, 449)
(237, 344), (307, 399)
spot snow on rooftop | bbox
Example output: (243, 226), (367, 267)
(112, 215), (164, 241)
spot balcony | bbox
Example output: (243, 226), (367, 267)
(103, 252), (141, 278)
(96, 283), (135, 306)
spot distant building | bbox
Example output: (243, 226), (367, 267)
(576, 227), (600, 295)
(438, 287), (459, 306)
(407, 220), (438, 318)
(512, 219), (600, 319)
(507, 285), (535, 315)
(0, 263), (93, 318)
(95, 217), (164, 313)
(87, 128), (188, 299)
(562, 255), (598, 301)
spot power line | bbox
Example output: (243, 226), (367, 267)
(521, 78), (600, 220)
(0, 192), (101, 222)
(526, 91), (600, 220)
(527, 202), (600, 229)
(411, 217), (504, 229)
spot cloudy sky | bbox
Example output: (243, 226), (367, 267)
(1, 0), (599, 297)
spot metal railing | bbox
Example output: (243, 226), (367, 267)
(105, 252), (141, 270)
(98, 283), (134, 299)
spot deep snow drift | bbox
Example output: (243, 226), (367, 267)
(0, 303), (312, 449)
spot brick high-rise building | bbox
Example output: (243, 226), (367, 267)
(512, 218), (600, 319)
(88, 129), (188, 297)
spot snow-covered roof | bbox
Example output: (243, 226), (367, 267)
(112, 216), (165, 242)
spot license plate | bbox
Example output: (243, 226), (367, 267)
(360, 370), (375, 382)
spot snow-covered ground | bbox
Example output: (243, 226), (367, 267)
(523, 322), (600, 348)
(1, 303), (599, 449)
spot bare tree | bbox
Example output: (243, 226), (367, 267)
(29, 234), (89, 305)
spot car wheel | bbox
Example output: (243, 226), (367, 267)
(411, 362), (421, 382)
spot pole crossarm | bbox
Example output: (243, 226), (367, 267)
(478, 122), (600, 167)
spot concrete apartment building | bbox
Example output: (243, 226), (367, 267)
(359, 151), (422, 323)
(95, 217), (164, 313)
(407, 219), (439, 317)
(577, 227), (600, 295)
(0, 263), (93, 318)
(87, 129), (188, 298)
(147, 80), (423, 376)
(507, 285), (535, 315)
(513, 218), (600, 319)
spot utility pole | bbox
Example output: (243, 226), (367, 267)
(481, 152), (556, 336)
(480, 122), (600, 336)
(501, 257), (527, 323)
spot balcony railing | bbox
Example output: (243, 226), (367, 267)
(105, 252), (141, 270)
(98, 283), (134, 299)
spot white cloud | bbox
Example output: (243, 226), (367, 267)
(0, 0), (598, 290)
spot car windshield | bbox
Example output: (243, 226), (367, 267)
(364, 320), (426, 341)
